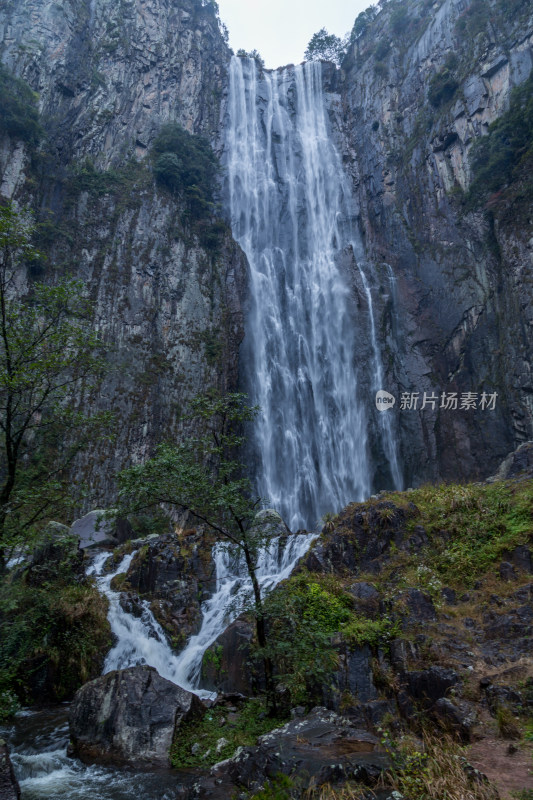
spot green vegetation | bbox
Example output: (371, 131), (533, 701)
(0, 63), (42, 146)
(466, 73), (533, 210)
(260, 571), (398, 704)
(379, 729), (499, 800)
(170, 698), (287, 768)
(350, 5), (378, 42)
(0, 205), (110, 564)
(0, 535), (111, 716)
(117, 390), (281, 710)
(151, 122), (219, 221)
(381, 479), (533, 587)
(428, 66), (459, 108)
(304, 28), (346, 66)
(66, 157), (149, 200)
(236, 49), (265, 68)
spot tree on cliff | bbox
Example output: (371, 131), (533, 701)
(0, 203), (109, 565)
(304, 28), (346, 66)
(116, 390), (279, 711)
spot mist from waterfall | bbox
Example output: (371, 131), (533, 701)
(225, 56), (401, 531)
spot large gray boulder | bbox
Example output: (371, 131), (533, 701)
(69, 666), (203, 766)
(71, 510), (135, 549)
(0, 740), (20, 800)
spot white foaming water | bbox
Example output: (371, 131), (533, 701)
(4, 709), (184, 800)
(91, 532), (315, 695)
(225, 57), (402, 530)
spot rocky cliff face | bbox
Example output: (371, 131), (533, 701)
(336, 0), (533, 486)
(0, 0), (246, 504)
(1, 0), (532, 504)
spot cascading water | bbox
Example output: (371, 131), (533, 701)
(225, 57), (401, 530)
(89, 533), (315, 695)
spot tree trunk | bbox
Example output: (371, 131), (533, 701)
(242, 543), (277, 715)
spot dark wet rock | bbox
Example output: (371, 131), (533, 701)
(69, 665), (203, 766)
(389, 638), (418, 672)
(201, 618), (256, 696)
(404, 667), (461, 709)
(483, 684), (523, 715)
(499, 562), (517, 582)
(348, 581), (381, 614)
(205, 708), (389, 794)
(124, 532), (215, 647)
(325, 643), (378, 710)
(400, 588), (437, 622)
(303, 501), (419, 575)
(0, 741), (20, 800)
(431, 697), (478, 742)
(441, 587), (457, 605)
(503, 545), (533, 574)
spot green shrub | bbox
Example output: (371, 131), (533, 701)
(0, 63), (42, 146)
(151, 122), (218, 221)
(428, 68), (459, 108)
(390, 6), (411, 35)
(374, 39), (391, 61)
(0, 540), (111, 706)
(466, 73), (533, 208)
(170, 698), (287, 768)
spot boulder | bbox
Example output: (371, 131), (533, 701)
(401, 588), (437, 622)
(324, 643), (378, 710)
(209, 708), (388, 793)
(404, 666), (461, 709)
(124, 532), (215, 646)
(432, 697), (477, 742)
(69, 665), (203, 766)
(201, 618), (257, 695)
(488, 442), (533, 482)
(71, 510), (118, 549)
(0, 741), (20, 800)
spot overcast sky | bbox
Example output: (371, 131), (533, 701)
(217, 0), (376, 69)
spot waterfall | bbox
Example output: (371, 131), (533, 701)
(89, 532), (315, 695)
(225, 57), (401, 532)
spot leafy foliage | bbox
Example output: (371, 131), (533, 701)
(428, 67), (459, 108)
(0, 205), (111, 557)
(117, 390), (283, 709)
(304, 28), (346, 66)
(170, 698), (287, 768)
(236, 49), (265, 68)
(151, 122), (219, 221)
(351, 5), (378, 42)
(0, 536), (111, 712)
(0, 63), (42, 146)
(466, 73), (533, 208)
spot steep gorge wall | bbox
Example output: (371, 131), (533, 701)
(0, 0), (247, 505)
(337, 0), (533, 486)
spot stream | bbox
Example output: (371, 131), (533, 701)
(6, 532), (316, 798)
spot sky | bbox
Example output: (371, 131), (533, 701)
(216, 0), (375, 70)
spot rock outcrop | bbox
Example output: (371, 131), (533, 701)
(0, 741), (20, 800)
(335, 0), (533, 488)
(195, 709), (389, 798)
(69, 665), (203, 766)
(0, 0), (246, 504)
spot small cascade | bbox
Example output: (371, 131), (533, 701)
(90, 532), (316, 695)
